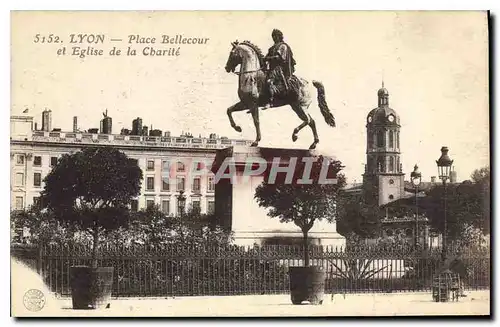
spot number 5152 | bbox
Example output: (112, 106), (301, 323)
(33, 34), (61, 43)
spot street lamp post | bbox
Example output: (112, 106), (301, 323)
(177, 190), (186, 218)
(436, 146), (454, 263)
(410, 164), (422, 248)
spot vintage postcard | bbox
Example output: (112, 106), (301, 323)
(10, 11), (490, 317)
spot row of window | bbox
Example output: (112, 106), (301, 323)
(368, 130), (400, 149)
(377, 156), (400, 173)
(13, 171), (216, 192)
(146, 160), (207, 172)
(15, 154), (58, 167)
(130, 198), (215, 215)
(13, 196), (216, 215)
(14, 172), (44, 187)
(15, 155), (210, 174)
(14, 196), (41, 210)
(367, 155), (401, 174)
(145, 176), (215, 193)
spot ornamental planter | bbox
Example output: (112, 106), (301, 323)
(70, 266), (114, 309)
(289, 266), (326, 305)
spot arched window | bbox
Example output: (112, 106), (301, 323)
(389, 157), (395, 172)
(368, 157), (375, 173)
(377, 130), (384, 147)
(389, 131), (394, 148)
(396, 131), (400, 148)
(367, 132), (373, 148)
(377, 156), (385, 172)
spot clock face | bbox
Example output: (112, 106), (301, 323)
(388, 115), (395, 122)
(368, 116), (372, 123)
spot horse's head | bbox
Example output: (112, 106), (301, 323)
(225, 40), (241, 73)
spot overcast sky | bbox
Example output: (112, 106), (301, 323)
(11, 11), (489, 183)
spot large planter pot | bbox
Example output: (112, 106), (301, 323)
(70, 266), (114, 309)
(289, 266), (326, 305)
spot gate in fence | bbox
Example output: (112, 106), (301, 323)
(11, 243), (490, 298)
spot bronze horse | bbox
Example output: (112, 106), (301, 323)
(224, 40), (336, 149)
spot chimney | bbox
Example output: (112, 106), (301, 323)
(73, 116), (78, 132)
(102, 113), (112, 134)
(132, 117), (142, 135)
(41, 109), (52, 132)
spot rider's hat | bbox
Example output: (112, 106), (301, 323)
(272, 29), (284, 39)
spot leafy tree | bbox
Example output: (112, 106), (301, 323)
(10, 207), (75, 246)
(129, 204), (177, 245)
(107, 205), (232, 248)
(468, 166), (490, 234)
(335, 193), (383, 239)
(471, 166), (490, 185)
(254, 155), (346, 266)
(170, 208), (232, 246)
(40, 147), (143, 267)
(421, 166), (490, 243)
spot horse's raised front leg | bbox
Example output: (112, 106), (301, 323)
(250, 106), (261, 147)
(292, 121), (308, 142)
(227, 101), (246, 133)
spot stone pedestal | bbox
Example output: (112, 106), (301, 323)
(211, 145), (345, 247)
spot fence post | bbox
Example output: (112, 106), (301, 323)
(36, 244), (43, 275)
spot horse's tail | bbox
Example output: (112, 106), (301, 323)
(312, 80), (336, 128)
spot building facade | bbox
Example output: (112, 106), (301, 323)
(10, 113), (251, 216)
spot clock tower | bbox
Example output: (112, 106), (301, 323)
(363, 83), (405, 206)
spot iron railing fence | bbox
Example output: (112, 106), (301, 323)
(11, 243), (490, 298)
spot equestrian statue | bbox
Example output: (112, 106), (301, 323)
(224, 29), (336, 150)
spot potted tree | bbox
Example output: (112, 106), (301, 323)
(41, 147), (142, 309)
(254, 155), (346, 305)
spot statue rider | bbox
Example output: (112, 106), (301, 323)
(263, 29), (296, 108)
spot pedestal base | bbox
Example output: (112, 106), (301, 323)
(212, 145), (345, 247)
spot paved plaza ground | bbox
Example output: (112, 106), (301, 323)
(14, 290), (490, 317)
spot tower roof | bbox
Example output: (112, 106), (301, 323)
(367, 106), (400, 125)
(367, 83), (400, 125)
